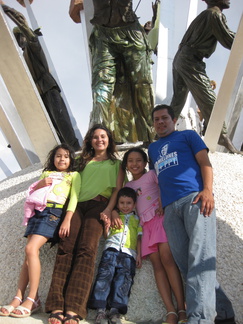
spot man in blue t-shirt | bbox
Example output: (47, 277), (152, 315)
(148, 104), (235, 324)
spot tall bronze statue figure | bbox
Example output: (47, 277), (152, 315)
(2, 4), (80, 151)
(70, 0), (155, 145)
(170, 0), (242, 154)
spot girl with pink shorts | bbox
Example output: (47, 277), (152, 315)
(121, 148), (187, 324)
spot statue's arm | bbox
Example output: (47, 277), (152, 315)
(69, 0), (84, 23)
(212, 12), (235, 50)
(151, 0), (160, 28)
(1, 4), (37, 42)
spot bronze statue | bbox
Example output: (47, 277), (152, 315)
(170, 0), (242, 154)
(2, 4), (80, 151)
(70, 0), (155, 145)
(143, 0), (160, 55)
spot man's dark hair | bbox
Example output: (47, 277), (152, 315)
(151, 104), (175, 120)
(117, 187), (137, 204)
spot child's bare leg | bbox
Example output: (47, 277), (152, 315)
(11, 235), (48, 315)
(149, 252), (177, 324)
(14, 257), (29, 301)
(159, 243), (187, 321)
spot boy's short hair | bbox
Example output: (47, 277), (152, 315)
(151, 104), (175, 120)
(117, 187), (137, 204)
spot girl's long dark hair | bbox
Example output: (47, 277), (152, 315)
(43, 143), (76, 172)
(122, 147), (148, 171)
(78, 124), (117, 171)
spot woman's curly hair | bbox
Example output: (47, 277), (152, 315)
(78, 124), (117, 171)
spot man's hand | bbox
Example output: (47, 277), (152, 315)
(193, 188), (214, 217)
(194, 149), (214, 217)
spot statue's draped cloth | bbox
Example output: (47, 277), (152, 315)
(89, 21), (155, 143)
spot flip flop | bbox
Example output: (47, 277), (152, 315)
(48, 312), (64, 324)
(0, 296), (22, 316)
(63, 313), (82, 324)
(10, 297), (41, 318)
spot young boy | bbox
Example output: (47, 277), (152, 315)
(89, 187), (142, 324)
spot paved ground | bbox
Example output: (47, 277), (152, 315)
(0, 310), (162, 324)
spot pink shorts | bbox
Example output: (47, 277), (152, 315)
(141, 215), (168, 258)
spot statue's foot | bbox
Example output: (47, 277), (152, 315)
(218, 134), (243, 155)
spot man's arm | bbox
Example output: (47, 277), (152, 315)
(193, 149), (215, 217)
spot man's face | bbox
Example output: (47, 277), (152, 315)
(153, 109), (176, 138)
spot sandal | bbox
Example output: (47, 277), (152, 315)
(63, 313), (82, 324)
(162, 311), (178, 324)
(10, 296), (41, 318)
(48, 312), (64, 324)
(178, 310), (187, 324)
(0, 296), (22, 316)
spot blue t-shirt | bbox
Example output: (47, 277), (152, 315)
(148, 130), (208, 207)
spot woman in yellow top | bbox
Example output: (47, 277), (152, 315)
(46, 124), (125, 324)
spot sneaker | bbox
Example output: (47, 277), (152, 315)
(109, 313), (122, 324)
(95, 311), (109, 324)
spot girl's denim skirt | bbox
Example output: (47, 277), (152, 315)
(24, 206), (63, 239)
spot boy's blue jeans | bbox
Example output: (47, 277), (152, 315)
(89, 248), (136, 314)
(164, 192), (234, 324)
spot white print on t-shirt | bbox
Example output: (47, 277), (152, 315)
(154, 143), (178, 175)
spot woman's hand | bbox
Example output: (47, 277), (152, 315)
(100, 211), (111, 234)
(100, 206), (112, 222)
